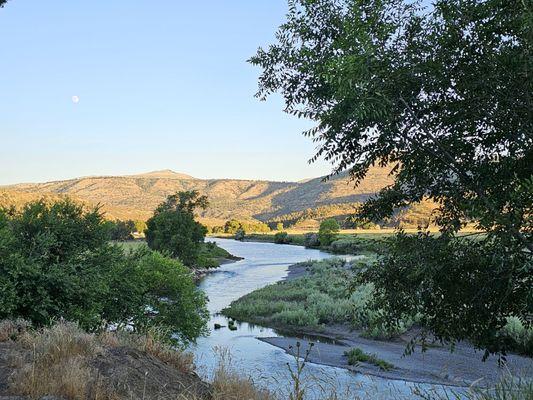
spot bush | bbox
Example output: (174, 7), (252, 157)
(274, 231), (290, 244)
(235, 228), (246, 241)
(0, 199), (208, 345)
(225, 219), (270, 234)
(224, 219), (242, 234)
(344, 347), (393, 371)
(501, 317), (533, 356)
(329, 238), (360, 254)
(303, 233), (319, 247)
(107, 219), (136, 241)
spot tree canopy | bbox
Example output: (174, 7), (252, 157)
(318, 218), (340, 246)
(145, 191), (209, 266)
(252, 0), (532, 355)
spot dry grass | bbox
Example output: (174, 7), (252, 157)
(99, 327), (194, 374)
(1, 320), (274, 400)
(9, 321), (111, 400)
(210, 348), (274, 400)
(0, 318), (31, 342)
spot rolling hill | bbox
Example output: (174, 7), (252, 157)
(0, 166), (429, 228)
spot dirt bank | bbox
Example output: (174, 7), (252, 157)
(0, 340), (211, 400)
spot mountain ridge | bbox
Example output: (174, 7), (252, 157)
(0, 166), (400, 226)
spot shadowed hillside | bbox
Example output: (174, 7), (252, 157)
(1, 166), (400, 224)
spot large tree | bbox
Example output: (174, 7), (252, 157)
(252, 0), (532, 355)
(145, 191), (209, 266)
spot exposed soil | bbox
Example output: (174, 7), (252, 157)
(91, 346), (211, 399)
(0, 341), (212, 400)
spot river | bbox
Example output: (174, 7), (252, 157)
(190, 238), (450, 400)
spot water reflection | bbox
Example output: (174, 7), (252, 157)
(190, 238), (454, 399)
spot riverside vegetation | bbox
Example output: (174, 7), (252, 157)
(223, 258), (533, 357)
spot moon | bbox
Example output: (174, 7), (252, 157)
(72, 95), (80, 104)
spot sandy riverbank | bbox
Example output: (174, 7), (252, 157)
(256, 264), (533, 387)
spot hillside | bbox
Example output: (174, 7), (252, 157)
(0, 166), (414, 226)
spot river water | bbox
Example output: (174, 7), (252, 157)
(190, 238), (447, 399)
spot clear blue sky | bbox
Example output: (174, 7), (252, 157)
(0, 1), (332, 185)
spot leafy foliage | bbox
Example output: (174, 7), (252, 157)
(318, 218), (340, 246)
(252, 0), (533, 354)
(344, 347), (394, 371)
(234, 228), (246, 241)
(145, 191), (209, 266)
(223, 219), (270, 234)
(0, 199), (208, 344)
(363, 233), (533, 357)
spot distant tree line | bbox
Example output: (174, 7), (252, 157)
(209, 219), (271, 235)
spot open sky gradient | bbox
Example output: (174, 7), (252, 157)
(0, 1), (332, 184)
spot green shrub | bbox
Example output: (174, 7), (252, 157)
(0, 199), (208, 345)
(344, 347), (393, 371)
(274, 231), (290, 244)
(501, 317), (533, 356)
(235, 228), (246, 241)
(145, 191), (208, 266)
(303, 233), (319, 247)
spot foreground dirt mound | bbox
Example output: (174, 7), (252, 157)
(91, 346), (211, 399)
(0, 341), (211, 400)
(0, 320), (213, 400)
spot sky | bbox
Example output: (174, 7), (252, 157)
(0, 1), (332, 185)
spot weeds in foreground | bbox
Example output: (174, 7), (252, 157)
(0, 318), (31, 341)
(9, 321), (111, 400)
(1, 319), (272, 400)
(1, 319), (530, 400)
(211, 347), (274, 400)
(413, 374), (533, 400)
(287, 341), (314, 400)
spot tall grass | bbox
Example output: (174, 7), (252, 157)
(500, 317), (533, 356)
(0, 320), (275, 400)
(223, 258), (414, 338)
(414, 374), (533, 400)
